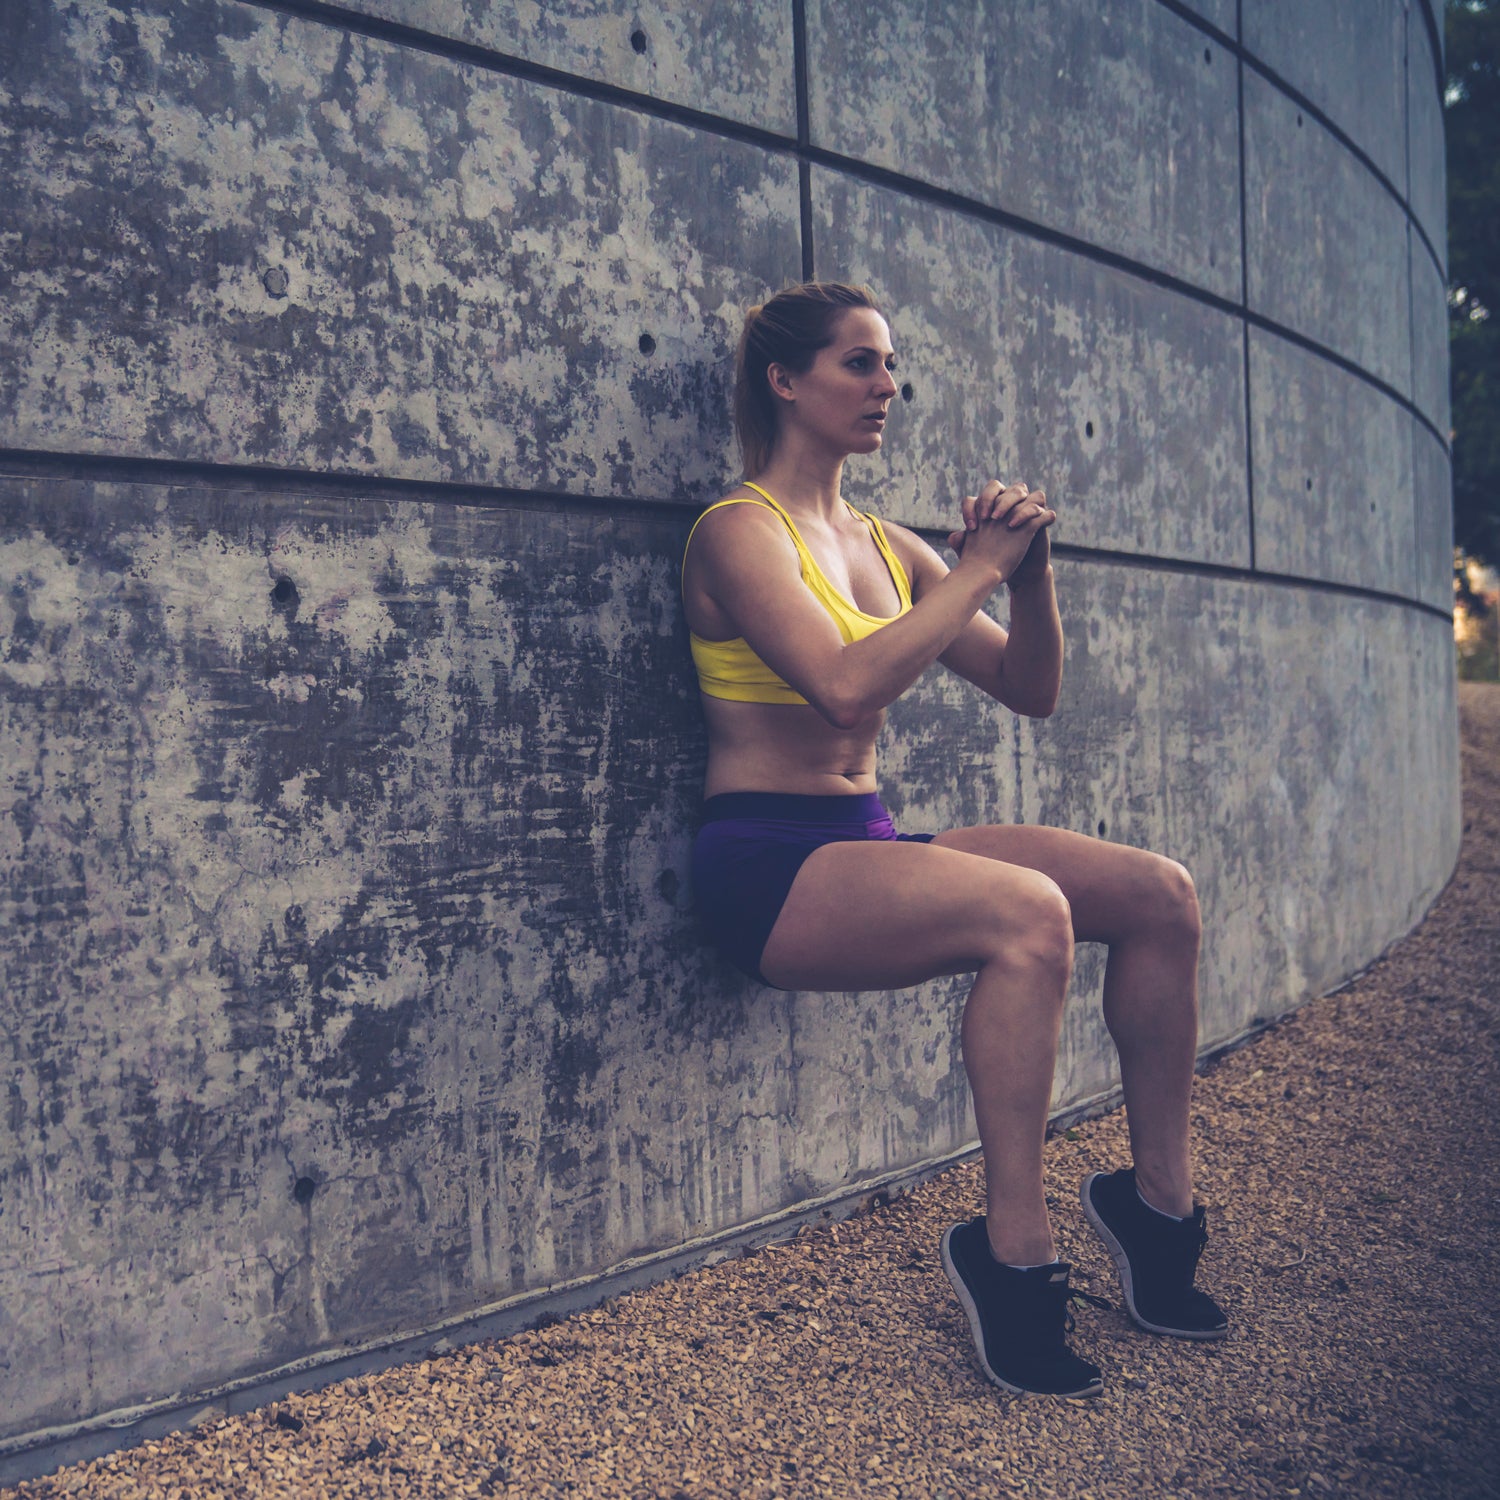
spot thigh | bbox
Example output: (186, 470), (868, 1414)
(758, 837), (1065, 992)
(929, 824), (1187, 946)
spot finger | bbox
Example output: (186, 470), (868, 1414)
(1013, 503), (1055, 532)
(961, 494), (980, 531)
(977, 479), (1007, 520)
(947, 529), (967, 555)
(1004, 497), (1046, 528)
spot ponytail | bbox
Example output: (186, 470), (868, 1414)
(732, 282), (880, 478)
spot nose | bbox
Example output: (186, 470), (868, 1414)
(873, 366), (898, 399)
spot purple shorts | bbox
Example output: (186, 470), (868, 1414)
(692, 791), (934, 987)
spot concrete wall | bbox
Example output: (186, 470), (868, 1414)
(0, 0), (1455, 1466)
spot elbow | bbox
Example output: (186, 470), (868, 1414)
(815, 682), (880, 731)
(1004, 684), (1060, 719)
(819, 697), (870, 732)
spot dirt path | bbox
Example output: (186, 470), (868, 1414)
(10, 685), (1500, 1500)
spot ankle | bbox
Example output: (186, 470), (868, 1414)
(1132, 1170), (1192, 1219)
(986, 1230), (1057, 1267)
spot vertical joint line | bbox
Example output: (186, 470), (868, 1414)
(1236, 0), (1255, 572)
(792, 0), (814, 280)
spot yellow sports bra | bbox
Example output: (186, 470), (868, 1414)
(683, 481), (913, 704)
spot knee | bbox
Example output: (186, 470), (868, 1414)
(1152, 858), (1201, 945)
(989, 874), (1074, 982)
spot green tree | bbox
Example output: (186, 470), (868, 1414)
(1447, 0), (1500, 569)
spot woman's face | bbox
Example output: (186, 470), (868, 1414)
(774, 308), (899, 458)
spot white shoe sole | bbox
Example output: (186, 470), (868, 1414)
(939, 1225), (1104, 1398)
(1080, 1173), (1229, 1341)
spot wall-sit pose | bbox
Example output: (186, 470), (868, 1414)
(681, 282), (1227, 1398)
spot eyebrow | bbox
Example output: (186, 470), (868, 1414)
(841, 344), (897, 358)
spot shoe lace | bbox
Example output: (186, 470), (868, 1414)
(1156, 1213), (1209, 1290)
(1056, 1278), (1116, 1338)
(1061, 1285), (1113, 1335)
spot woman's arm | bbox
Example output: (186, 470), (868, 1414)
(687, 485), (1051, 729)
(889, 517), (1064, 719)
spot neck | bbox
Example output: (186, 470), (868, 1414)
(752, 434), (849, 520)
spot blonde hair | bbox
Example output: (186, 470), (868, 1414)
(733, 282), (881, 478)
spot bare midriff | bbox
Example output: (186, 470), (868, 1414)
(699, 695), (884, 798)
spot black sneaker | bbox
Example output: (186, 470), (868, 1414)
(940, 1218), (1105, 1397)
(1081, 1168), (1229, 1339)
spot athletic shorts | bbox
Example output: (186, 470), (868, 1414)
(691, 791), (934, 987)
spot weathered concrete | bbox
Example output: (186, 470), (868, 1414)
(1244, 67), (1412, 394)
(0, 476), (1459, 1443)
(805, 0), (1242, 298)
(1407, 0), (1448, 267)
(1249, 326), (1415, 595)
(1243, 0), (1408, 189)
(0, 0), (1459, 1472)
(0, 0), (798, 499)
(1411, 227), (1453, 436)
(812, 171), (1250, 566)
(1413, 418), (1456, 614)
(349, 0), (797, 134)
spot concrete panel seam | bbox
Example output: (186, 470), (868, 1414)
(793, 0), (814, 279)
(240, 0), (1443, 351)
(1234, 56), (1442, 274)
(0, 448), (1454, 621)
(799, 148), (1444, 447)
(246, 0), (801, 149)
(1044, 542), (1453, 624)
(74, 0), (1443, 421)
(1152, 0), (1237, 50)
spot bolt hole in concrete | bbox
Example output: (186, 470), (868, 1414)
(639, 332), (657, 355)
(262, 266), (289, 298)
(1307, 477), (1314, 491)
(631, 28), (647, 53)
(1098, 820), (1107, 837)
(1085, 420), (1094, 438)
(900, 382), (914, 402)
(1297, 113), (1304, 127)
(657, 869), (679, 902)
(1204, 47), (1211, 64)
(293, 1176), (317, 1205)
(271, 576), (299, 608)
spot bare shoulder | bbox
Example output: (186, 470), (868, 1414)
(685, 490), (798, 580)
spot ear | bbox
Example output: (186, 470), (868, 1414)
(765, 361), (797, 405)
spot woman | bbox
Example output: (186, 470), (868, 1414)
(681, 282), (1227, 1398)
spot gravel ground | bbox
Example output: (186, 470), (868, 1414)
(9, 683), (1500, 1500)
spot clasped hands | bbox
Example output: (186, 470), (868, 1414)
(946, 479), (1057, 586)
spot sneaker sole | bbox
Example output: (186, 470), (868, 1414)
(939, 1226), (1104, 1398)
(1080, 1173), (1229, 1341)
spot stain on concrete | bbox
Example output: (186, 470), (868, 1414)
(815, 171), (1249, 565)
(806, 0), (1242, 298)
(0, 0), (799, 498)
(1245, 67), (1412, 394)
(353, 0), (797, 134)
(1249, 326), (1415, 595)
